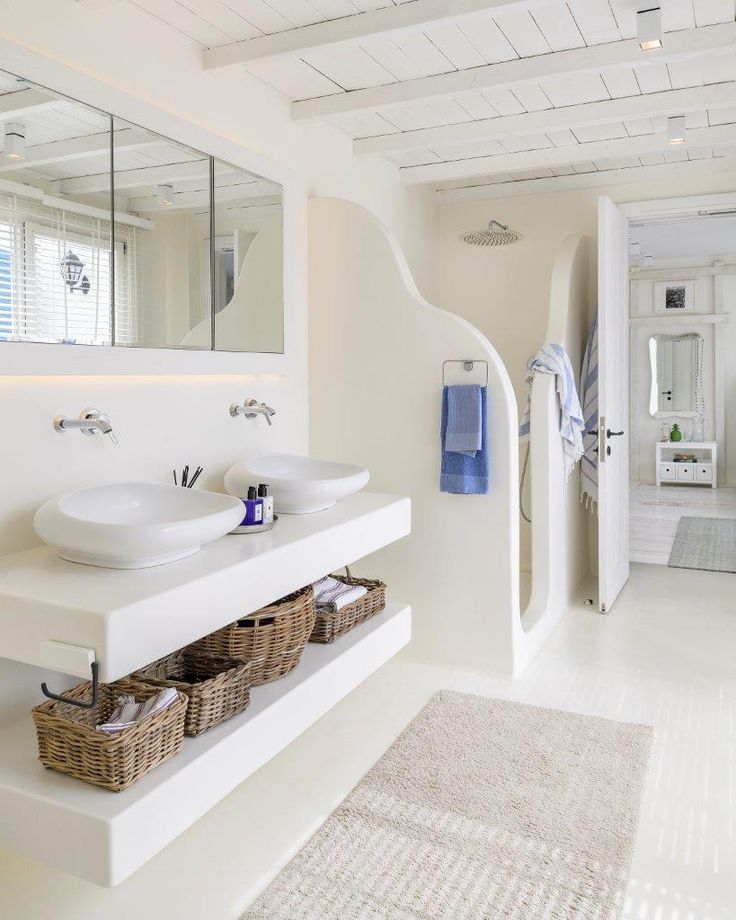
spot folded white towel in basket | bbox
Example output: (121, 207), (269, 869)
(96, 686), (179, 735)
(312, 576), (368, 611)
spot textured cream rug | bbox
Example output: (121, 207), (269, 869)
(242, 691), (654, 920)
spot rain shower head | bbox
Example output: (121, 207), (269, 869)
(460, 219), (522, 247)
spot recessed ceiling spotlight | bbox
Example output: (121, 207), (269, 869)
(637, 5), (662, 51)
(667, 115), (687, 145)
(3, 122), (26, 161)
(157, 184), (174, 207)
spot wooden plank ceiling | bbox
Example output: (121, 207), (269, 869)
(121, 1), (736, 197)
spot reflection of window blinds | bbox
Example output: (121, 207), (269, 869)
(0, 194), (138, 345)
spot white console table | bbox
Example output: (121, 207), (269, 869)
(656, 441), (717, 488)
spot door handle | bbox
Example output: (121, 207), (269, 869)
(606, 429), (624, 438)
(661, 390), (672, 395)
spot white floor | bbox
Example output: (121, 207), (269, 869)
(630, 482), (736, 565)
(0, 563), (734, 919)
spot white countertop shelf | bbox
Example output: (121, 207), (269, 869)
(0, 492), (410, 681)
(0, 602), (411, 886)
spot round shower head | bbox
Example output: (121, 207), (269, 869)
(460, 219), (522, 247)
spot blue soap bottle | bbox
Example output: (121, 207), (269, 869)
(241, 486), (264, 526)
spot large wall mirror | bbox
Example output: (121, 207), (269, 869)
(0, 67), (284, 355)
(648, 332), (704, 418)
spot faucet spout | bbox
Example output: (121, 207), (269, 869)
(230, 398), (276, 426)
(54, 408), (117, 443)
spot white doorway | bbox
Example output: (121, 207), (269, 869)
(597, 192), (736, 606)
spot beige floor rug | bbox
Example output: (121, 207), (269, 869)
(242, 691), (654, 920)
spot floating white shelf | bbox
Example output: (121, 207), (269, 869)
(0, 492), (410, 681)
(0, 602), (411, 886)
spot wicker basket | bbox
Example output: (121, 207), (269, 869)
(192, 585), (316, 686)
(310, 568), (386, 644)
(132, 650), (251, 736)
(32, 678), (187, 792)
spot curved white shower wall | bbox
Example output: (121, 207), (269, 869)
(514, 234), (591, 674)
(308, 198), (588, 676)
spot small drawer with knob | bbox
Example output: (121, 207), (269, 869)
(676, 464), (694, 481)
(660, 463), (677, 481)
(696, 464), (713, 483)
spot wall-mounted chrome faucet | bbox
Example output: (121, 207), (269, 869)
(230, 398), (276, 427)
(54, 407), (118, 444)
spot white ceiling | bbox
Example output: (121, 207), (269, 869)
(7, 1), (736, 201)
(120, 0), (736, 198)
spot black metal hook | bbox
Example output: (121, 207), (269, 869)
(41, 661), (99, 709)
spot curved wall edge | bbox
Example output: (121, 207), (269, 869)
(308, 196), (521, 674)
(514, 233), (590, 673)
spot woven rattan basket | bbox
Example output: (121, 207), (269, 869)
(132, 650), (251, 736)
(32, 678), (187, 792)
(310, 568), (386, 644)
(192, 585), (316, 685)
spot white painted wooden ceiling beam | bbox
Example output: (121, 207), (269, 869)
(355, 83), (736, 157)
(402, 123), (736, 184)
(0, 127), (156, 174)
(203, 0), (544, 69)
(436, 155), (736, 202)
(0, 89), (63, 122)
(293, 22), (736, 121)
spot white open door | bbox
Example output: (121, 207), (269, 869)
(597, 196), (630, 613)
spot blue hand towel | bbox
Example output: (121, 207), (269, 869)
(440, 385), (489, 494)
(445, 384), (483, 456)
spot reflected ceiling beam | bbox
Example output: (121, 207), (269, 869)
(401, 123), (736, 184)
(0, 127), (157, 174)
(203, 0), (540, 69)
(0, 174), (152, 230)
(436, 154), (736, 202)
(47, 159), (212, 195)
(292, 21), (736, 121)
(355, 82), (736, 157)
(0, 89), (64, 122)
(128, 186), (280, 212)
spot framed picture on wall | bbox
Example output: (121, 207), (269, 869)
(654, 279), (697, 314)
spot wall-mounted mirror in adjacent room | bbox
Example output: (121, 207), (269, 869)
(648, 332), (704, 418)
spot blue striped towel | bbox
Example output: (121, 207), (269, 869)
(440, 385), (489, 494)
(579, 313), (598, 510)
(519, 344), (584, 479)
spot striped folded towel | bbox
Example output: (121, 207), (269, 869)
(312, 575), (368, 611)
(95, 687), (179, 735)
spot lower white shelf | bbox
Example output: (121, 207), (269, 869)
(0, 602), (411, 887)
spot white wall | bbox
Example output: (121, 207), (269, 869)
(435, 174), (736, 567)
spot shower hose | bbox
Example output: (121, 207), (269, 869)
(519, 443), (532, 524)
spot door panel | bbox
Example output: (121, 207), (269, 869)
(597, 197), (630, 613)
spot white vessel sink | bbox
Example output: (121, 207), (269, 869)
(34, 482), (245, 569)
(225, 453), (370, 514)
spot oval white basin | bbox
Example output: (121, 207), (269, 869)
(34, 482), (245, 569)
(225, 453), (369, 514)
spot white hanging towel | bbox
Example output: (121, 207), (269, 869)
(579, 314), (599, 511)
(519, 343), (585, 479)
